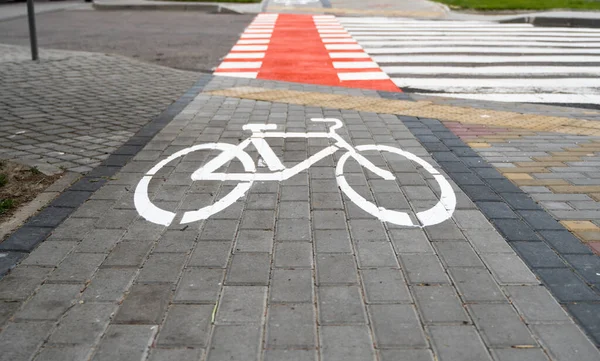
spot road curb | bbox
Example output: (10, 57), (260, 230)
(501, 16), (600, 28)
(92, 1), (241, 13)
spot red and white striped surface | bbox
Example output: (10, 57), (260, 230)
(215, 13), (399, 91)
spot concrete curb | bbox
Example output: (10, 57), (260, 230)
(92, 1), (241, 13)
(501, 16), (600, 28)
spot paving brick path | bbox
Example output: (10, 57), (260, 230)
(0, 75), (598, 361)
(0, 44), (199, 174)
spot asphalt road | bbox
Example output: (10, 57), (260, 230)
(0, 8), (254, 72)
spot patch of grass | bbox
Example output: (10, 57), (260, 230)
(29, 166), (41, 175)
(432, 0), (600, 10)
(0, 199), (14, 215)
(0, 174), (7, 188)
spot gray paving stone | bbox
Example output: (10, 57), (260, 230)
(101, 240), (153, 267)
(453, 210), (494, 229)
(505, 285), (571, 324)
(154, 230), (197, 253)
(48, 303), (117, 345)
(137, 252), (187, 284)
(95, 209), (138, 229)
(424, 221), (465, 241)
(175, 268), (224, 303)
(481, 253), (539, 285)
(113, 284), (171, 324)
(33, 346), (93, 361)
(511, 241), (567, 268)
(158, 304), (213, 346)
(264, 350), (316, 361)
(468, 303), (536, 347)
(490, 348), (550, 361)
(91, 325), (157, 361)
(399, 254), (450, 284)
(274, 242), (313, 268)
(312, 192), (344, 209)
(379, 349), (435, 361)
(360, 268), (411, 303)
(271, 269), (313, 303)
(567, 303), (600, 346)
(320, 326), (376, 361)
(428, 325), (493, 361)
(82, 268), (137, 302)
(539, 230), (593, 254)
(537, 268), (600, 302)
(314, 229), (353, 254)
(318, 286), (367, 324)
(0, 321), (54, 361)
(207, 325), (261, 361)
(531, 324), (600, 361)
(16, 284), (81, 320)
(355, 240), (398, 267)
(278, 201), (309, 219)
(448, 267), (505, 302)
(312, 210), (347, 230)
(201, 219), (239, 240)
(0, 301), (19, 327)
(280, 185), (309, 201)
(148, 348), (203, 361)
(226, 253), (270, 285)
(77, 229), (125, 253)
(563, 254), (600, 286)
(20, 241), (77, 267)
(433, 241), (484, 268)
(188, 241), (232, 268)
(413, 285), (469, 324)
(266, 303), (316, 348)
(316, 254), (358, 285)
(47, 252), (105, 283)
(235, 230), (274, 253)
(368, 304), (427, 347)
(389, 228), (434, 253)
(217, 286), (267, 324)
(275, 219), (310, 241)
(50, 217), (96, 240)
(348, 219), (387, 240)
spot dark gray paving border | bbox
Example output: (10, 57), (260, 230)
(399, 115), (600, 346)
(0, 74), (214, 277)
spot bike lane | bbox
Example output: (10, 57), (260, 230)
(0, 75), (598, 361)
(215, 13), (399, 92)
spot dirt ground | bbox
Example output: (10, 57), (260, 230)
(0, 160), (60, 224)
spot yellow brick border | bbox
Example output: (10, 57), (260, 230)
(207, 87), (600, 137)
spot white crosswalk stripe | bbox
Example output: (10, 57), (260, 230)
(338, 17), (600, 106)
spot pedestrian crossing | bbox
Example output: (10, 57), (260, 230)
(337, 17), (600, 106)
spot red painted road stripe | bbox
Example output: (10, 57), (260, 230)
(216, 13), (400, 92)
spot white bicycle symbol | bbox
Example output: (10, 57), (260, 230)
(134, 118), (456, 227)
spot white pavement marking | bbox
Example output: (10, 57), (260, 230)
(366, 47), (600, 54)
(322, 38), (357, 43)
(136, 119), (455, 227)
(382, 66), (600, 76)
(245, 30), (273, 34)
(347, 28), (600, 33)
(338, 72), (390, 80)
(329, 52), (371, 58)
(392, 77), (600, 89)
(225, 53), (265, 59)
(318, 30), (349, 34)
(333, 61), (380, 69)
(237, 39), (270, 44)
(355, 36), (600, 42)
(214, 72), (258, 78)
(360, 40), (600, 47)
(240, 34), (272, 39)
(353, 33), (600, 38)
(325, 44), (363, 50)
(417, 93), (600, 104)
(232, 45), (269, 51)
(317, 33), (352, 38)
(372, 55), (600, 63)
(218, 61), (262, 69)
